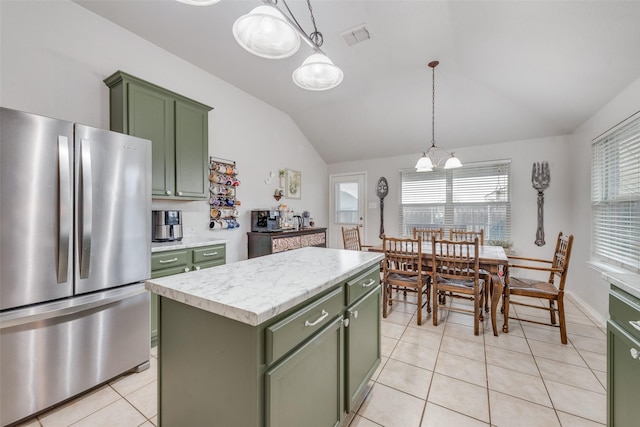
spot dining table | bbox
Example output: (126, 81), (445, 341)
(369, 241), (509, 336)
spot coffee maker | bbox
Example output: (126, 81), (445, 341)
(302, 211), (311, 228)
(152, 210), (183, 242)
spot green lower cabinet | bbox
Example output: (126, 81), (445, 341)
(266, 317), (344, 427)
(150, 244), (226, 347)
(607, 321), (640, 427)
(157, 264), (380, 427)
(607, 285), (640, 427)
(346, 287), (381, 412)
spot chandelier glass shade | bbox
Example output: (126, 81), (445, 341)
(232, 5), (301, 59)
(179, 0), (343, 91)
(415, 60), (462, 172)
(292, 53), (344, 91)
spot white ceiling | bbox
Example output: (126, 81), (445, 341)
(74, 0), (640, 164)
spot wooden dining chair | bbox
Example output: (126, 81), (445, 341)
(342, 226), (372, 251)
(413, 227), (443, 241)
(382, 235), (430, 325)
(502, 232), (574, 344)
(450, 228), (484, 244)
(450, 228), (489, 312)
(431, 237), (485, 335)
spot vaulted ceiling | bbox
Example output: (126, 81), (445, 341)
(75, 0), (640, 164)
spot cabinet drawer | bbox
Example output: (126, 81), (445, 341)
(610, 286), (640, 342)
(192, 245), (225, 264)
(152, 250), (188, 272)
(265, 287), (344, 365)
(345, 266), (380, 306)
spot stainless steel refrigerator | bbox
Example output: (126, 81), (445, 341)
(0, 107), (152, 426)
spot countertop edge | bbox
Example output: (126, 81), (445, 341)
(151, 238), (228, 253)
(146, 248), (384, 326)
(603, 271), (640, 300)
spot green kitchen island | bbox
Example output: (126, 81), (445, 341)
(145, 246), (384, 427)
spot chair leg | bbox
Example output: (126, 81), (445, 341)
(432, 283), (439, 326)
(502, 287), (510, 333)
(382, 282), (389, 318)
(484, 275), (491, 313)
(549, 300), (557, 325)
(426, 283), (432, 314)
(417, 286), (423, 326)
(558, 296), (567, 344)
(473, 288), (480, 336)
(479, 285), (485, 322)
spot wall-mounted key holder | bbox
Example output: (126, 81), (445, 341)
(209, 157), (240, 230)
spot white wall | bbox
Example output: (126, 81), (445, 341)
(0, 0), (328, 263)
(328, 136), (572, 258)
(568, 77), (640, 321)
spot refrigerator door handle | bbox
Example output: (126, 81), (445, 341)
(0, 284), (147, 329)
(57, 135), (71, 283)
(79, 138), (92, 279)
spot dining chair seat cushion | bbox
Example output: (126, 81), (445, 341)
(387, 272), (420, 284)
(437, 277), (484, 289)
(508, 277), (559, 297)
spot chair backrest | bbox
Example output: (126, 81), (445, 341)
(431, 237), (480, 282)
(382, 235), (423, 281)
(342, 226), (363, 251)
(413, 227), (443, 241)
(450, 229), (484, 245)
(551, 232), (574, 291)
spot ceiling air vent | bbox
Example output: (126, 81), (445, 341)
(340, 24), (371, 47)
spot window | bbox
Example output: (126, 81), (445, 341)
(399, 161), (511, 243)
(591, 112), (640, 273)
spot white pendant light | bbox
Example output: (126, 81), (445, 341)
(232, 5), (300, 59)
(292, 53), (344, 91)
(415, 60), (462, 171)
(176, 0), (221, 5)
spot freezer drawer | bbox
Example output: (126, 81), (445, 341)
(0, 285), (150, 426)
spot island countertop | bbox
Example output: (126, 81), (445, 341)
(145, 246), (383, 326)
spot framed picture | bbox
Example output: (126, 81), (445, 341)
(285, 169), (301, 199)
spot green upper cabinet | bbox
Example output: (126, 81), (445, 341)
(104, 71), (213, 200)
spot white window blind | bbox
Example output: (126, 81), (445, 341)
(399, 161), (511, 243)
(591, 112), (640, 272)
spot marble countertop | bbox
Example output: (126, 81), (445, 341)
(145, 247), (383, 326)
(603, 271), (640, 300)
(151, 236), (228, 253)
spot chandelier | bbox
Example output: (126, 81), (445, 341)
(178, 0), (343, 91)
(415, 61), (462, 172)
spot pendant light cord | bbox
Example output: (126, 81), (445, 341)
(431, 62), (436, 147)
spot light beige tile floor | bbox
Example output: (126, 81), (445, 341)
(15, 294), (606, 427)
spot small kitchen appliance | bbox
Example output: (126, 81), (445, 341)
(152, 210), (183, 242)
(303, 211), (311, 228)
(251, 210), (282, 232)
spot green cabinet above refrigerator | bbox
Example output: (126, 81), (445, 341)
(104, 71), (212, 200)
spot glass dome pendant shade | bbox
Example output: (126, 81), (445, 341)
(415, 153), (434, 172)
(292, 53), (344, 91)
(232, 5), (301, 59)
(444, 154), (462, 169)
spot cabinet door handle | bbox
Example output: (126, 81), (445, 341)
(631, 348), (639, 360)
(195, 266), (201, 271)
(184, 267), (190, 273)
(629, 320), (640, 332)
(362, 278), (376, 288)
(348, 309), (359, 319)
(202, 252), (218, 257)
(178, 191), (183, 196)
(305, 310), (328, 327)
(166, 190), (172, 195)
(159, 257), (178, 264)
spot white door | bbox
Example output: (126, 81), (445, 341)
(329, 172), (366, 249)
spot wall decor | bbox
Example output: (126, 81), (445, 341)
(376, 176), (389, 239)
(285, 169), (301, 199)
(209, 157), (240, 230)
(532, 161), (550, 246)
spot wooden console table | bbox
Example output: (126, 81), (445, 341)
(247, 228), (327, 259)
